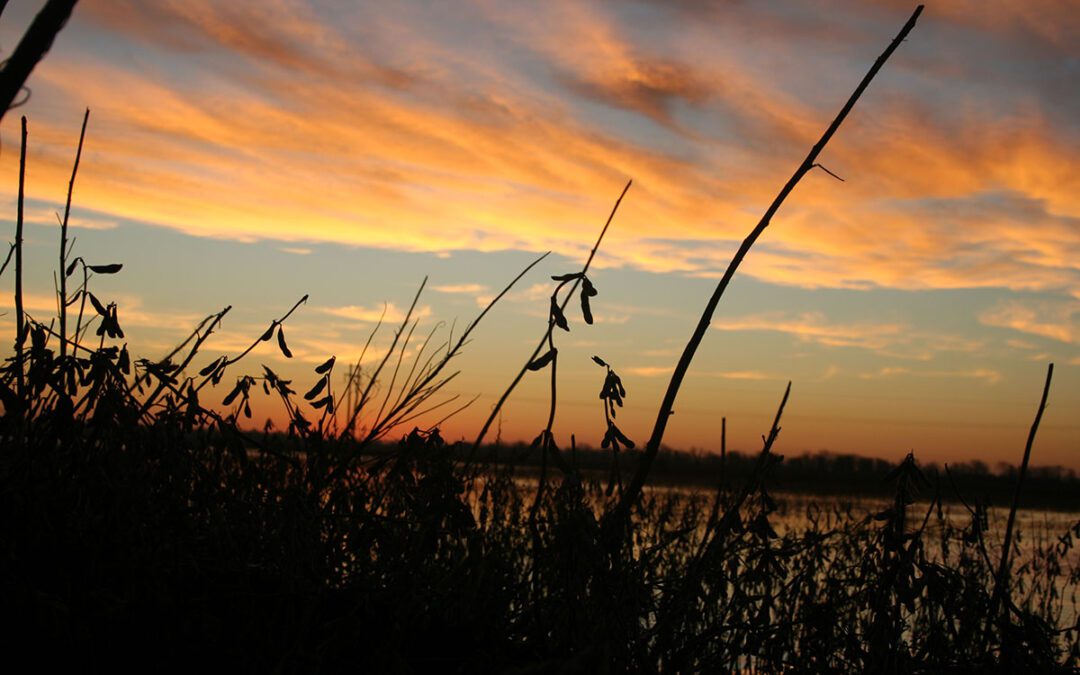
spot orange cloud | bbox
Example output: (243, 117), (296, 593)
(318, 302), (433, 325)
(712, 311), (986, 360)
(2, 1), (1076, 306)
(432, 283), (487, 295)
(980, 300), (1079, 343)
(860, 366), (1002, 384)
(713, 312), (905, 350)
(626, 366), (771, 380)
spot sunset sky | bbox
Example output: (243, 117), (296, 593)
(1, 1), (1077, 468)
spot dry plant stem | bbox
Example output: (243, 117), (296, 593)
(367, 250), (548, 437)
(134, 296), (297, 417)
(943, 464), (996, 572)
(179, 309), (233, 390)
(319, 254), (548, 496)
(338, 316), (384, 431)
(330, 253), (548, 480)
(387, 322), (441, 414)
(13, 116), (27, 403)
(223, 295), (307, 369)
(988, 362), (1054, 628)
(711, 383), (789, 541)
(614, 5), (924, 522)
(720, 416), (726, 492)
(342, 280), (425, 439)
(373, 318), (421, 425)
(135, 306), (234, 413)
(72, 264), (90, 347)
(707, 416), (728, 527)
(0, 243), (14, 277)
(473, 179), (632, 450)
(57, 108), (89, 359)
(662, 382), (790, 639)
(528, 332), (561, 522)
(0, 0), (78, 122)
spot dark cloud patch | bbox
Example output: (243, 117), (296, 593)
(82, 1), (416, 88)
(557, 55), (713, 127)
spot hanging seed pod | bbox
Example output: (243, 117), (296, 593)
(304, 376), (328, 401)
(611, 423), (634, 449)
(592, 355), (608, 368)
(199, 358), (221, 377)
(550, 272), (583, 282)
(107, 306), (124, 339)
(315, 355), (336, 374)
(580, 289), (593, 325)
(223, 381), (244, 406)
(88, 263), (122, 274)
(550, 297), (569, 331)
(277, 326), (293, 358)
(581, 276), (598, 297)
(259, 324), (276, 342)
(88, 292), (108, 317)
(526, 348), (557, 371)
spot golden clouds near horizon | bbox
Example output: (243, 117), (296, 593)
(1, 0), (1075, 309)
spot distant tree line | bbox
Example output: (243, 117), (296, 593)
(289, 432), (1080, 512)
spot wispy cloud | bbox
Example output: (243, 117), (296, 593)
(318, 302), (432, 325)
(712, 310), (985, 360)
(433, 283), (487, 295)
(626, 366), (670, 378)
(713, 311), (905, 351)
(860, 366), (1002, 385)
(21, 204), (119, 231)
(0, 291), (204, 331)
(980, 299), (1078, 343)
(626, 366), (771, 381)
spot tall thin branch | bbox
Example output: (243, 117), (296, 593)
(13, 116), (28, 404)
(58, 107), (89, 359)
(0, 0), (78, 122)
(613, 5), (924, 521)
(988, 363), (1054, 629)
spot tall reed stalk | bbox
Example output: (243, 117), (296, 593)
(613, 5), (926, 524)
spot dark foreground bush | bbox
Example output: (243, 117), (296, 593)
(3, 385), (1080, 673)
